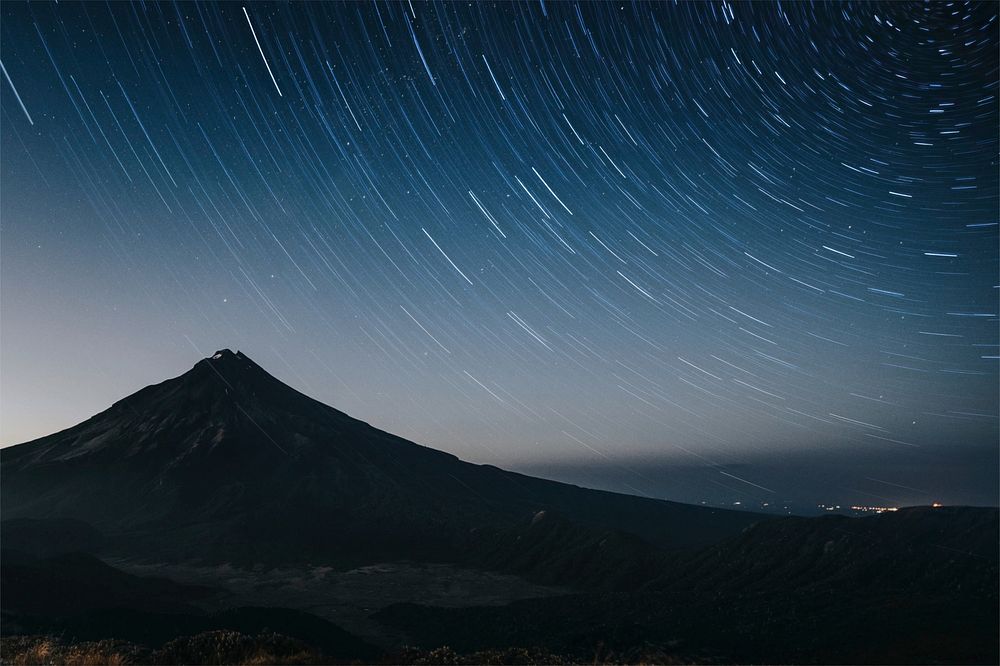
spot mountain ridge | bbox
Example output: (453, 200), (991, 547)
(2, 349), (764, 571)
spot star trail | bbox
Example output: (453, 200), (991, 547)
(1, 1), (997, 509)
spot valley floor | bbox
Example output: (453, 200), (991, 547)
(106, 558), (567, 647)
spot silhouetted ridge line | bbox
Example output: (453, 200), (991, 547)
(2, 349), (764, 571)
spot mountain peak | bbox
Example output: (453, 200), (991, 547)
(192, 348), (265, 387)
(187, 348), (288, 399)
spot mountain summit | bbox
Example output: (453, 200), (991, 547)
(2, 350), (761, 567)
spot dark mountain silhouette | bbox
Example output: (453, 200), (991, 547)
(648, 504), (998, 597)
(2, 549), (378, 661)
(1, 517), (105, 558)
(1, 349), (761, 570)
(378, 505), (999, 664)
(1, 549), (214, 617)
(463, 509), (669, 589)
(0, 524), (379, 661)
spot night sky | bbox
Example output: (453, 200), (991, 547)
(2, 2), (997, 511)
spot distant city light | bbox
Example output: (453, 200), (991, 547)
(850, 505), (899, 514)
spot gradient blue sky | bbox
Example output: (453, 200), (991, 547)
(2, 2), (997, 509)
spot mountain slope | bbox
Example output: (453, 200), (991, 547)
(649, 504), (999, 596)
(1, 349), (762, 568)
(376, 505), (999, 664)
(1, 549), (214, 617)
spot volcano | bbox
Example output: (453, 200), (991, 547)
(1, 349), (761, 567)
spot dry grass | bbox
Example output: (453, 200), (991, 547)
(1, 634), (690, 665)
(1, 637), (139, 665)
(3, 638), (54, 666)
(393, 645), (571, 665)
(0, 633), (323, 666)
